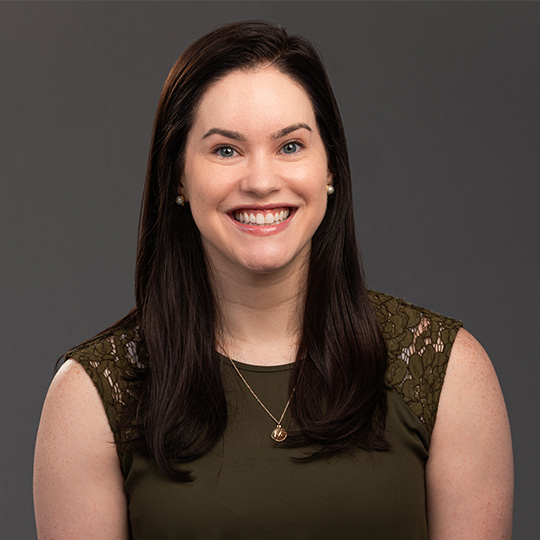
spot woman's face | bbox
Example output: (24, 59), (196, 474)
(181, 66), (332, 278)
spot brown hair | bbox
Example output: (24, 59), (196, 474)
(133, 20), (388, 482)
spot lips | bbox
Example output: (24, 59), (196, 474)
(232, 207), (291, 226)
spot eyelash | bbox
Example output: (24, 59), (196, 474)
(213, 140), (305, 158)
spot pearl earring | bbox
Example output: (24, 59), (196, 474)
(175, 195), (185, 206)
(326, 184), (335, 195)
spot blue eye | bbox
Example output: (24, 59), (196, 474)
(217, 146), (235, 158)
(282, 142), (299, 154)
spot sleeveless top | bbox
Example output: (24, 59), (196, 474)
(65, 290), (463, 539)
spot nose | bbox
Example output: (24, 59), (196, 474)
(239, 152), (281, 197)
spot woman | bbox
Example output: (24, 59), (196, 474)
(34, 21), (513, 539)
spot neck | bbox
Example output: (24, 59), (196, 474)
(211, 263), (308, 367)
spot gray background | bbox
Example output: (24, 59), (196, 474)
(1, 1), (538, 538)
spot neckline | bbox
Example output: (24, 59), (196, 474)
(218, 352), (296, 373)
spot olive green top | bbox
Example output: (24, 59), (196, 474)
(66, 290), (462, 539)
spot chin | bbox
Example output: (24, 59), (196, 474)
(242, 261), (289, 275)
(240, 251), (308, 276)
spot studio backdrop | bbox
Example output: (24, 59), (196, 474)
(1, 2), (538, 539)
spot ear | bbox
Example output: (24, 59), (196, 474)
(326, 171), (333, 185)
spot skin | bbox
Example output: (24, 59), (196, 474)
(181, 67), (332, 364)
(34, 359), (130, 539)
(34, 67), (513, 538)
(426, 329), (513, 539)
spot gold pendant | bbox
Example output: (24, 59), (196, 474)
(271, 425), (287, 442)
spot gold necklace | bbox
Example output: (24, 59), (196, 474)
(226, 356), (295, 442)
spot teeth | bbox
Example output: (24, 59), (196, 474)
(233, 208), (291, 226)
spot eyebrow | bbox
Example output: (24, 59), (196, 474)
(272, 123), (312, 139)
(201, 128), (246, 141)
(201, 123), (312, 142)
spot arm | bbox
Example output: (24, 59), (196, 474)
(34, 359), (130, 539)
(426, 328), (513, 539)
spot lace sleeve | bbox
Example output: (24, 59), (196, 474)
(369, 291), (463, 435)
(64, 321), (145, 455)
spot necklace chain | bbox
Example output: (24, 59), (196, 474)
(226, 355), (295, 442)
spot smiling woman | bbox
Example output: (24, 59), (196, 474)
(33, 21), (513, 540)
(182, 67), (331, 275)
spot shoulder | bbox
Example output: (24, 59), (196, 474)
(368, 290), (463, 343)
(65, 315), (146, 395)
(434, 327), (511, 446)
(36, 359), (116, 450)
(368, 290), (463, 435)
(425, 328), (513, 537)
(34, 359), (131, 538)
(63, 315), (146, 448)
(66, 314), (145, 371)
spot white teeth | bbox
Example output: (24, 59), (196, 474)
(233, 208), (291, 226)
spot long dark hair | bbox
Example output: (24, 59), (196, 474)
(134, 20), (388, 482)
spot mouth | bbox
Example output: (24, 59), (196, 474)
(231, 207), (292, 227)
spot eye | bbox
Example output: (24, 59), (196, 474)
(215, 146), (236, 158)
(281, 141), (303, 154)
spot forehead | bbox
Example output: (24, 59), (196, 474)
(191, 67), (316, 133)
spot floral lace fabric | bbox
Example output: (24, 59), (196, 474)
(65, 291), (462, 453)
(369, 290), (463, 434)
(65, 322), (145, 449)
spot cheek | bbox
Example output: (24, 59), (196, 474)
(304, 161), (330, 204)
(183, 163), (216, 207)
